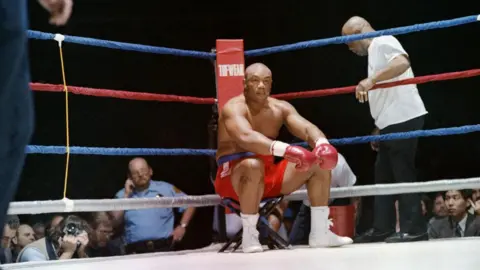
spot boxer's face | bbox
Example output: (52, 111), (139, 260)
(445, 190), (469, 218)
(244, 71), (272, 102)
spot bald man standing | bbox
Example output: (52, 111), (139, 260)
(342, 17), (428, 243)
(111, 157), (196, 254)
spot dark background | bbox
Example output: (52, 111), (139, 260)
(18, 0), (480, 248)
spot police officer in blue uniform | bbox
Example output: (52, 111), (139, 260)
(0, 0), (73, 242)
(111, 158), (196, 254)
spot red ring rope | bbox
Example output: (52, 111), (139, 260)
(30, 69), (480, 104)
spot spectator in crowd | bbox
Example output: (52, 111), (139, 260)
(45, 215), (64, 235)
(2, 215), (19, 249)
(32, 222), (46, 240)
(106, 226), (126, 256)
(469, 189), (480, 215)
(16, 215), (90, 262)
(472, 189), (480, 202)
(110, 157), (196, 254)
(429, 192), (448, 226)
(0, 215), (19, 264)
(288, 153), (357, 245)
(428, 190), (480, 239)
(85, 212), (115, 258)
(11, 224), (36, 261)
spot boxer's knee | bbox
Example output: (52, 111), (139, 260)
(233, 158), (265, 186)
(309, 164), (331, 183)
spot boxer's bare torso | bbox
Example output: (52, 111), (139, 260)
(216, 95), (287, 160)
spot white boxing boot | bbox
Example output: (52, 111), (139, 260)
(240, 213), (263, 253)
(309, 206), (353, 247)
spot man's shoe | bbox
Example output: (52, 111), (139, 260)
(385, 232), (428, 243)
(354, 228), (394, 243)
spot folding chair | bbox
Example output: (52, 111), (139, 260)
(218, 196), (291, 253)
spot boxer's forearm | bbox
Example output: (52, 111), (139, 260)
(370, 56), (410, 83)
(288, 123), (326, 149)
(304, 125), (327, 148)
(235, 130), (274, 155)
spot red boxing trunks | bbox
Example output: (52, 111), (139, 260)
(214, 152), (288, 201)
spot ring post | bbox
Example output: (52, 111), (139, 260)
(214, 40), (245, 242)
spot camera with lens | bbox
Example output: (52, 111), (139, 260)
(62, 223), (83, 248)
(63, 223), (82, 237)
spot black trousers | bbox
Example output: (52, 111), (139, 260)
(125, 237), (174, 254)
(373, 115), (426, 234)
(0, 0), (34, 228)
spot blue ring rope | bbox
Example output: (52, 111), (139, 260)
(27, 15), (479, 58)
(26, 124), (480, 156)
(26, 15), (480, 156)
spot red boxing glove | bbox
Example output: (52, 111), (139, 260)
(312, 138), (338, 170)
(270, 141), (317, 171)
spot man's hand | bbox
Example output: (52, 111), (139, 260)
(38, 0), (73, 26)
(371, 127), (380, 152)
(75, 231), (89, 258)
(171, 225), (186, 242)
(355, 77), (375, 103)
(124, 178), (134, 198)
(60, 235), (78, 254)
(312, 138), (338, 170)
(469, 199), (480, 215)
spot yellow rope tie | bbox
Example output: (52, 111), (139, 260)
(56, 35), (70, 199)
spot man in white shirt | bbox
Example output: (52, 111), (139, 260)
(341, 16), (428, 243)
(289, 153), (357, 245)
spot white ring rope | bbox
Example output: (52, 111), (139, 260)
(8, 177), (480, 215)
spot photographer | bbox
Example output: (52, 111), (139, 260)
(16, 215), (90, 262)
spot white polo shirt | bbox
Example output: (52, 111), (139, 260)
(367, 35), (427, 129)
(302, 153), (356, 206)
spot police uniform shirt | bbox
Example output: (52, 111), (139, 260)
(115, 181), (187, 244)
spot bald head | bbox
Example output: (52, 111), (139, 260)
(342, 16), (372, 35)
(128, 157), (152, 188)
(341, 16), (374, 56)
(243, 63), (273, 102)
(129, 157), (148, 171)
(16, 224), (35, 248)
(245, 63), (271, 79)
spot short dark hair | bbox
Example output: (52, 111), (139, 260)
(443, 189), (472, 201)
(5, 215), (19, 230)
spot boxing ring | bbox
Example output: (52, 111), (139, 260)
(4, 14), (480, 269)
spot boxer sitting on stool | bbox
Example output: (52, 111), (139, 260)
(214, 63), (353, 253)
